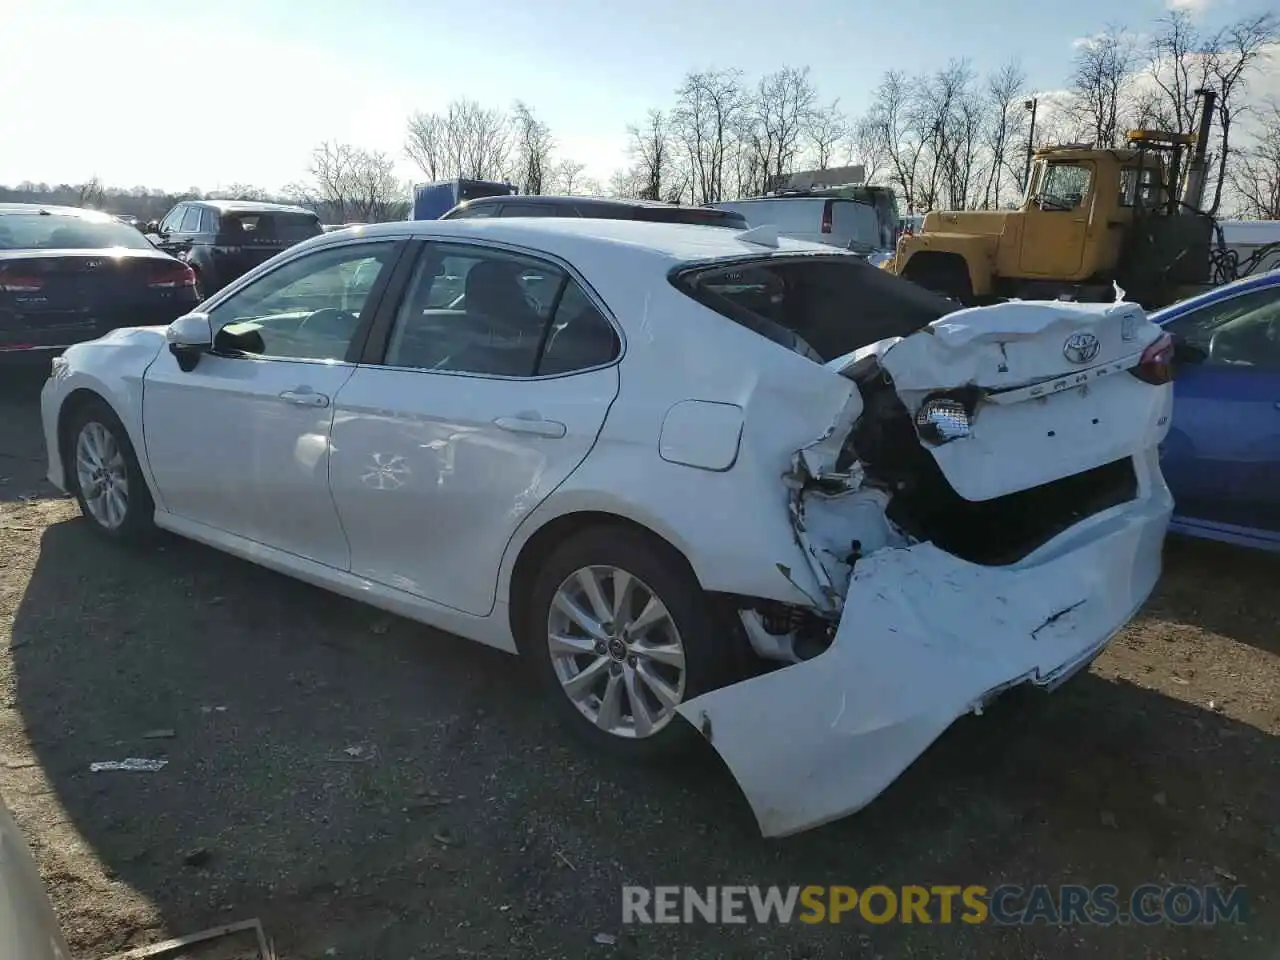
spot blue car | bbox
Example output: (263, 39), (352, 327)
(1152, 269), (1280, 552)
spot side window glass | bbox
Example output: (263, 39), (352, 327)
(1035, 164), (1092, 211)
(385, 244), (563, 377)
(159, 207), (184, 233)
(537, 282), (620, 374)
(1165, 288), (1280, 369)
(199, 209), (218, 233)
(180, 207), (203, 232)
(207, 242), (396, 361)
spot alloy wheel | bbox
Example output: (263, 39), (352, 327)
(546, 565), (688, 739)
(75, 421), (129, 530)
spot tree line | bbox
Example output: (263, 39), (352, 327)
(2, 7), (1277, 222)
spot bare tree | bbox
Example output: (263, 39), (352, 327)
(863, 71), (931, 211)
(1147, 11), (1213, 135)
(848, 115), (889, 186)
(511, 101), (554, 194)
(1071, 25), (1137, 148)
(805, 99), (848, 170)
(77, 176), (105, 208)
(980, 61), (1027, 208)
(1228, 99), (1280, 219)
(606, 167), (644, 199)
(747, 66), (819, 191)
(307, 141), (402, 222)
(672, 69), (745, 203)
(210, 183), (271, 201)
(1204, 13), (1279, 215)
(627, 109), (674, 200)
(404, 99), (512, 181)
(550, 159), (587, 194)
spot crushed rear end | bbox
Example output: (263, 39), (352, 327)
(678, 298), (1175, 837)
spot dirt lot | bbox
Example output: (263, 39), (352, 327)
(0, 366), (1277, 959)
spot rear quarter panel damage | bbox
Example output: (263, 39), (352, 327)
(677, 449), (1173, 838)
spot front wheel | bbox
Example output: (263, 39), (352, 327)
(68, 400), (155, 542)
(524, 526), (737, 759)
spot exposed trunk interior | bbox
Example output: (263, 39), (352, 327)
(846, 365), (1139, 565)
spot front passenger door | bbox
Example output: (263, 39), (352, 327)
(143, 239), (407, 567)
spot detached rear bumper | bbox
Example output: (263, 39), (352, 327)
(677, 476), (1171, 838)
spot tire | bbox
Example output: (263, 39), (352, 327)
(524, 525), (739, 759)
(66, 399), (155, 543)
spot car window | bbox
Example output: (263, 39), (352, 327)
(0, 212), (156, 251)
(499, 203), (559, 217)
(219, 212), (322, 244)
(207, 242), (397, 361)
(385, 244), (573, 377)
(447, 204), (496, 219)
(1163, 286), (1280, 369)
(180, 207), (203, 232)
(199, 208), (218, 232)
(673, 254), (958, 362)
(537, 281), (620, 374)
(1119, 167), (1161, 208)
(1035, 163), (1092, 211)
(159, 206), (184, 233)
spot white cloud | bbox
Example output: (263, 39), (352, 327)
(1166, 0), (1212, 14)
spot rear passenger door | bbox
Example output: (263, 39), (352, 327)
(328, 239), (622, 616)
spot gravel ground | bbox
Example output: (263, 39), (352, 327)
(0, 367), (1277, 959)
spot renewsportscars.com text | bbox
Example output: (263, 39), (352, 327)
(621, 884), (1247, 926)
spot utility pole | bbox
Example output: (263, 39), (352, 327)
(1023, 98), (1039, 193)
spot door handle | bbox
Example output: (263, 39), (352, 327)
(279, 389), (330, 408)
(493, 415), (566, 438)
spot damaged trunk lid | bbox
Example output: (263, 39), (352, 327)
(834, 299), (1173, 501)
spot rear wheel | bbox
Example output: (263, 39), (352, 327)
(67, 399), (155, 542)
(524, 525), (737, 758)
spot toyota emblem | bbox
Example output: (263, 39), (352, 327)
(1063, 332), (1101, 365)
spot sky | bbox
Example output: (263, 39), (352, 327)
(1, 0), (1274, 194)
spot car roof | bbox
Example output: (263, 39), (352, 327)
(325, 217), (843, 266)
(463, 194), (733, 213)
(189, 200), (317, 215)
(0, 203), (116, 219)
(1151, 268), (1280, 323)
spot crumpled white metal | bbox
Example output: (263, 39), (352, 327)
(678, 464), (1171, 838)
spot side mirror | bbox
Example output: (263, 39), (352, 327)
(166, 312), (213, 371)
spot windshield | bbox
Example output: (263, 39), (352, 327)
(672, 254), (958, 361)
(0, 212), (155, 251)
(220, 212), (322, 243)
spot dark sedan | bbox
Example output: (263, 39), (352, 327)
(0, 204), (199, 362)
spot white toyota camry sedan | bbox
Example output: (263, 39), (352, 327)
(40, 217), (1176, 837)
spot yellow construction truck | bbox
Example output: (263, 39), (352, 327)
(884, 90), (1278, 309)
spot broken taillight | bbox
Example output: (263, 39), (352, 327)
(914, 396), (972, 445)
(1130, 332), (1175, 385)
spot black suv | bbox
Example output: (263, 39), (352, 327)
(147, 200), (323, 296)
(442, 195), (749, 229)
